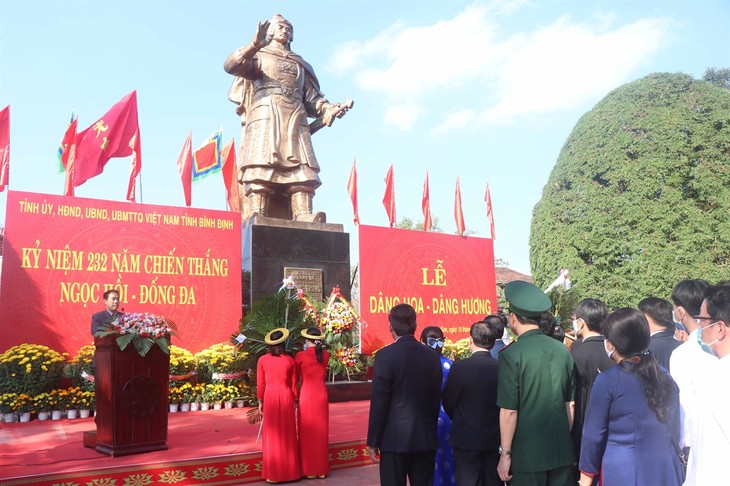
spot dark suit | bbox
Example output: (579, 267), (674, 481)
(367, 334), (442, 486)
(571, 335), (615, 461)
(90, 310), (121, 336)
(649, 328), (680, 371)
(442, 350), (501, 486)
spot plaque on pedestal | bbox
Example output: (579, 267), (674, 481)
(84, 335), (170, 456)
(242, 215), (350, 310)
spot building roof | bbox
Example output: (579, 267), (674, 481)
(495, 266), (532, 285)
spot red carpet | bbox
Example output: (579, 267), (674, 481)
(0, 401), (371, 485)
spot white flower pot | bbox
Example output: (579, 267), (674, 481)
(180, 403), (191, 412)
(66, 409), (78, 419)
(224, 401), (235, 409)
(37, 411), (50, 421)
(51, 410), (63, 420)
(213, 402), (223, 410)
(236, 399), (246, 408)
(200, 402), (210, 411)
(79, 409), (91, 419)
(19, 412), (31, 423)
(169, 403), (179, 413)
(190, 402), (200, 411)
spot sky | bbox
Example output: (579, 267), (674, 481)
(1, 0), (728, 275)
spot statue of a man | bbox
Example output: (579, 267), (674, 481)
(224, 14), (352, 222)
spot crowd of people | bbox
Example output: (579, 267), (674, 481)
(251, 278), (728, 485)
(364, 279), (730, 486)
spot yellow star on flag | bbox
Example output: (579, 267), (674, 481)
(93, 120), (109, 138)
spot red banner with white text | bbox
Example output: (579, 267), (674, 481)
(0, 191), (241, 355)
(358, 225), (496, 354)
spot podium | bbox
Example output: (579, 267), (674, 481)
(83, 335), (170, 456)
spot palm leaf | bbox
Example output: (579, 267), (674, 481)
(116, 332), (134, 351)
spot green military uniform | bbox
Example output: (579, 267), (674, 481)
(497, 281), (576, 486)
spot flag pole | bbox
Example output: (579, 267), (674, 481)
(138, 168), (144, 203)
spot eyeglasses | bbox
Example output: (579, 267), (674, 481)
(693, 315), (714, 323)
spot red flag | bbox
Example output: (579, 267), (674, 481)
(422, 171), (432, 232)
(221, 138), (240, 212)
(126, 127), (141, 202)
(347, 159), (360, 225)
(60, 118), (78, 196)
(74, 91), (140, 189)
(176, 132), (193, 207)
(485, 183), (495, 239)
(382, 164), (396, 227)
(454, 177), (466, 235)
(0, 106), (9, 192)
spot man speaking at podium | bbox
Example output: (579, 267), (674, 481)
(91, 289), (122, 336)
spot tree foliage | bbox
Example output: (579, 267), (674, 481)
(396, 216), (443, 232)
(530, 73), (730, 308)
(703, 67), (730, 90)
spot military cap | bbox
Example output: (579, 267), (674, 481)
(504, 280), (552, 318)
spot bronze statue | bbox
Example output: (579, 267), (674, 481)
(225, 14), (353, 222)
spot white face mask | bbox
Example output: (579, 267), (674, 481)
(604, 340), (615, 360)
(572, 319), (583, 336)
(303, 342), (310, 350)
(673, 308), (688, 332)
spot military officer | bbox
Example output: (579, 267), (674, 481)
(496, 281), (577, 486)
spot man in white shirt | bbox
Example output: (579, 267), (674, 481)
(668, 279), (713, 448)
(683, 284), (730, 485)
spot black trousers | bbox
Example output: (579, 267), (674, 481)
(379, 450), (436, 486)
(453, 447), (501, 486)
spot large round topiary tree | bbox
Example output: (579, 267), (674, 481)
(530, 72), (730, 308)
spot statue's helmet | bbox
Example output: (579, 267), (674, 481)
(268, 13), (294, 44)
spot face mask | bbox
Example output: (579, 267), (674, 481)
(604, 340), (615, 360)
(572, 319), (583, 335)
(303, 342), (309, 350)
(673, 309), (687, 332)
(697, 321), (720, 356)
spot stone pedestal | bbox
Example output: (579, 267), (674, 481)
(242, 215), (351, 311)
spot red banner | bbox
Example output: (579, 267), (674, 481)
(358, 225), (496, 354)
(0, 191), (241, 355)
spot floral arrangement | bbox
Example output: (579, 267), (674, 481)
(54, 386), (82, 410)
(78, 390), (95, 410)
(178, 382), (196, 403)
(169, 345), (196, 379)
(319, 287), (365, 381)
(65, 344), (96, 392)
(46, 389), (62, 410)
(0, 393), (19, 414)
(33, 392), (54, 412)
(0, 343), (68, 395)
(203, 383), (229, 403)
(95, 312), (176, 357)
(189, 383), (206, 403)
(443, 338), (471, 361)
(168, 385), (183, 404)
(328, 345), (363, 381)
(13, 393), (33, 414)
(223, 384), (241, 402)
(195, 343), (248, 383)
(321, 302), (356, 336)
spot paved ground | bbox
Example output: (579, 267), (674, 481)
(245, 464), (380, 485)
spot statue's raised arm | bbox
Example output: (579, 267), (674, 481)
(224, 13), (353, 223)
